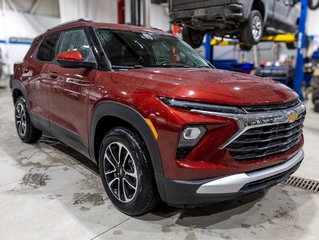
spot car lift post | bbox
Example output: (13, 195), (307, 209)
(205, 35), (213, 63)
(293, 0), (308, 100)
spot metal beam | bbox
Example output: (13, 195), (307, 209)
(1, 0), (5, 11)
(143, 0), (150, 28)
(117, 0), (125, 24)
(29, 0), (40, 15)
(6, 0), (17, 12)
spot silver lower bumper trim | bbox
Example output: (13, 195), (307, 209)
(196, 150), (304, 194)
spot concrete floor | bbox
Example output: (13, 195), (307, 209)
(0, 88), (319, 240)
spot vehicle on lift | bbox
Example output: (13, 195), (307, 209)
(13, 20), (305, 216)
(169, 0), (300, 49)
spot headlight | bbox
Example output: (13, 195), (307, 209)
(159, 97), (245, 114)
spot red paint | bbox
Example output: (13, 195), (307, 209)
(14, 22), (304, 182)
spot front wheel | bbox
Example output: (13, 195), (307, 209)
(15, 96), (42, 143)
(99, 127), (160, 216)
(241, 10), (264, 46)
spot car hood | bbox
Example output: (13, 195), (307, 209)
(111, 68), (298, 106)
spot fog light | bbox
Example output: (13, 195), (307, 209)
(183, 127), (201, 140)
(178, 126), (207, 148)
(177, 126), (207, 159)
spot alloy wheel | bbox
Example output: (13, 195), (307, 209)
(15, 102), (27, 138)
(252, 15), (262, 41)
(103, 142), (138, 203)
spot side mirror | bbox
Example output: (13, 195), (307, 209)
(56, 50), (96, 69)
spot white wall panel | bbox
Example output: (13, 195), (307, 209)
(59, 0), (170, 31)
(0, 10), (60, 75)
(59, 0), (117, 23)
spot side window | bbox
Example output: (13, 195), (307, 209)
(57, 29), (95, 62)
(36, 33), (60, 62)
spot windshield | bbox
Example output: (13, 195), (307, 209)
(96, 29), (211, 69)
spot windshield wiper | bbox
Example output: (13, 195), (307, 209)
(154, 63), (191, 68)
(112, 65), (144, 70)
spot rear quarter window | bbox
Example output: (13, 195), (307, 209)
(36, 33), (60, 62)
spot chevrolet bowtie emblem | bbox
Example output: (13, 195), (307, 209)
(287, 112), (298, 123)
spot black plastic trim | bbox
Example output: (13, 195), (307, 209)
(158, 159), (301, 205)
(12, 79), (28, 105)
(86, 26), (112, 71)
(50, 120), (90, 158)
(89, 101), (167, 199)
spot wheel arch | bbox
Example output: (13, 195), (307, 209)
(12, 79), (29, 107)
(252, 0), (267, 23)
(89, 101), (164, 179)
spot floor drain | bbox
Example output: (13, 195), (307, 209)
(283, 176), (319, 192)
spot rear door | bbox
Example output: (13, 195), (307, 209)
(27, 32), (60, 130)
(47, 28), (96, 149)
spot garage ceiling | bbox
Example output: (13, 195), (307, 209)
(1, 0), (59, 17)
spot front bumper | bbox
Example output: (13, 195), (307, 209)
(158, 150), (303, 205)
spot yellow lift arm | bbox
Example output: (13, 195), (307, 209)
(210, 33), (296, 46)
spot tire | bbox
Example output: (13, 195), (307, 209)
(99, 127), (160, 216)
(241, 10), (263, 46)
(14, 96), (42, 143)
(313, 89), (319, 104)
(182, 26), (204, 49)
(315, 100), (319, 113)
(240, 44), (253, 51)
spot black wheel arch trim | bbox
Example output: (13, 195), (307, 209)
(12, 79), (29, 106)
(89, 101), (168, 200)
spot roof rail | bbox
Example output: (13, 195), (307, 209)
(47, 18), (93, 31)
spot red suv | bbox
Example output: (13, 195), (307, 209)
(13, 19), (305, 216)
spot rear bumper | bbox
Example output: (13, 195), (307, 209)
(158, 150), (303, 205)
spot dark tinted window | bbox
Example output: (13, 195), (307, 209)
(96, 29), (210, 68)
(36, 33), (60, 62)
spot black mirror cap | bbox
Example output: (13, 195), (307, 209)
(57, 59), (97, 69)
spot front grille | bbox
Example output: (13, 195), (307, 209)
(227, 113), (305, 161)
(243, 99), (300, 113)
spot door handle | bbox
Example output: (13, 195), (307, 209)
(49, 72), (58, 79)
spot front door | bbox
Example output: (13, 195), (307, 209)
(47, 28), (97, 151)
